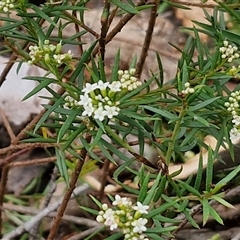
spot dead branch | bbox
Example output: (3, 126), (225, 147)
(2, 183), (90, 240)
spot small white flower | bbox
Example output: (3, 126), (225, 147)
(97, 80), (109, 90)
(232, 115), (240, 126)
(78, 94), (92, 106)
(82, 103), (94, 117)
(118, 70), (124, 75)
(113, 194), (131, 206)
(82, 83), (98, 94)
(104, 105), (119, 119)
(102, 203), (108, 211)
(103, 209), (118, 230)
(223, 40), (229, 47)
(230, 127), (240, 142)
(133, 202), (149, 214)
(94, 106), (106, 121)
(131, 218), (148, 233)
(103, 208), (115, 220)
(130, 68), (136, 75)
(109, 81), (122, 92)
(96, 215), (104, 222)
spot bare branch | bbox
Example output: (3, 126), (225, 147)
(2, 184), (89, 240)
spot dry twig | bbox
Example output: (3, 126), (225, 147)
(2, 184), (89, 240)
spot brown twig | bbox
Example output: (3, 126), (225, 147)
(0, 148), (29, 166)
(169, 0), (218, 8)
(2, 184), (90, 240)
(3, 202), (101, 228)
(8, 156), (57, 167)
(62, 11), (99, 38)
(98, 158), (111, 200)
(99, 0), (110, 60)
(47, 133), (92, 240)
(0, 166), (9, 237)
(67, 226), (101, 240)
(72, 10), (83, 56)
(136, 0), (159, 77)
(29, 166), (58, 240)
(0, 143), (58, 158)
(113, 36), (180, 60)
(0, 106), (16, 143)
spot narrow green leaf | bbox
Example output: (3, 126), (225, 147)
(155, 52), (164, 87)
(194, 152), (203, 191)
(57, 109), (80, 142)
(189, 97), (220, 111)
(61, 125), (86, 150)
(153, 175), (167, 202)
(206, 148), (214, 192)
(209, 205), (224, 225)
(90, 129), (103, 150)
(34, 97), (64, 132)
(214, 165), (240, 190)
(153, 214), (181, 224)
(183, 210), (199, 229)
(202, 198), (210, 226)
(110, 0), (139, 14)
(211, 195), (235, 209)
(146, 226), (177, 233)
(89, 195), (102, 209)
(56, 148), (69, 187)
(80, 206), (99, 215)
(105, 233), (124, 240)
(163, 0), (191, 10)
(0, 21), (24, 32)
(23, 79), (54, 101)
(111, 49), (120, 83)
(143, 172), (162, 205)
(30, 4), (57, 27)
(141, 106), (176, 120)
(146, 200), (178, 218)
(70, 41), (98, 83)
(97, 140), (117, 164)
(138, 171), (151, 202)
(177, 179), (201, 197)
(145, 233), (164, 240)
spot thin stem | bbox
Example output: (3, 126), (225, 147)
(2, 184), (90, 240)
(165, 104), (186, 165)
(136, 0), (159, 77)
(47, 134), (92, 240)
(169, 0), (217, 8)
(0, 166), (9, 237)
(0, 143), (58, 159)
(98, 157), (110, 200)
(72, 10), (83, 56)
(99, 0), (110, 60)
(62, 11), (99, 38)
(0, 106), (16, 143)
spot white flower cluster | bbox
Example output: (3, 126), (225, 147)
(0, 0), (15, 13)
(28, 40), (73, 67)
(181, 82), (194, 95)
(219, 41), (239, 63)
(225, 91), (240, 142)
(96, 195), (149, 240)
(118, 69), (142, 91)
(228, 65), (240, 78)
(64, 96), (79, 109)
(76, 69), (142, 121)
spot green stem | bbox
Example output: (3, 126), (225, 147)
(105, 125), (135, 152)
(165, 104), (187, 165)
